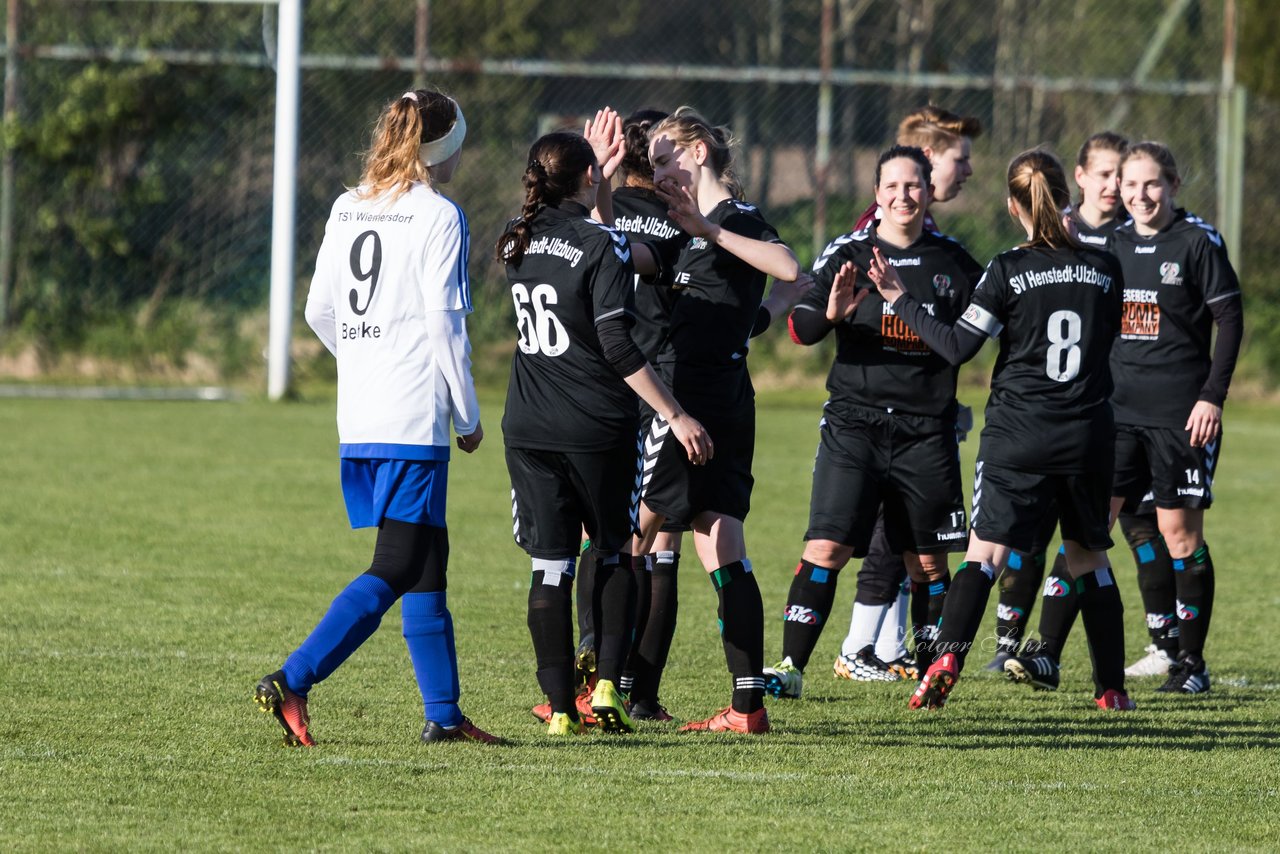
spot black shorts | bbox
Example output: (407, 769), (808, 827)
(805, 408), (967, 557)
(1113, 423), (1219, 510)
(506, 444), (638, 559)
(641, 410), (754, 528)
(971, 460), (1113, 552)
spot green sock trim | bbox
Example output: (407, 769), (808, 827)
(711, 567), (733, 590)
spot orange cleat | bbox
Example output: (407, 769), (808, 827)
(255, 671), (315, 747)
(679, 706), (769, 734)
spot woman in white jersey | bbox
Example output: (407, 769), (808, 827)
(254, 88), (496, 746)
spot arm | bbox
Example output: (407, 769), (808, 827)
(1186, 293), (1243, 447)
(305, 236), (339, 356)
(655, 180), (801, 281)
(868, 248), (987, 365)
(788, 261), (870, 345)
(424, 309), (483, 452)
(597, 314), (713, 465)
(753, 274), (815, 337)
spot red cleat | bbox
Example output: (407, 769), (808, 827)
(255, 671), (315, 747)
(679, 706), (769, 734)
(909, 652), (958, 710)
(530, 693), (596, 726)
(1095, 689), (1137, 711)
(422, 716), (503, 744)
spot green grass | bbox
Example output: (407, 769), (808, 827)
(1, 389), (1278, 851)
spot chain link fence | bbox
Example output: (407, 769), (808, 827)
(2, 0), (1269, 388)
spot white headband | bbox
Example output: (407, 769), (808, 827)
(420, 101), (466, 167)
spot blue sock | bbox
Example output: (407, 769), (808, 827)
(402, 591), (461, 728)
(282, 574), (397, 696)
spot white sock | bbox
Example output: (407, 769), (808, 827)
(874, 586), (910, 662)
(841, 601), (889, 657)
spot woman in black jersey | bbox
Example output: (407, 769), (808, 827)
(869, 148), (1135, 711)
(1102, 141), (1243, 694)
(495, 127), (711, 736)
(625, 107), (803, 734)
(987, 132), (1139, 673)
(761, 146), (981, 702)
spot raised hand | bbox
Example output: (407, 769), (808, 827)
(867, 246), (906, 305)
(826, 261), (867, 323)
(584, 107), (625, 179)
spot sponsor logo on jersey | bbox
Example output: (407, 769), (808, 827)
(1133, 245), (1157, 254)
(934, 529), (967, 541)
(783, 604), (821, 625)
(1120, 288), (1160, 340)
(889, 256), (921, 266)
(1160, 261), (1183, 286)
(525, 235), (585, 268)
(1009, 265), (1113, 294)
(689, 237), (709, 250)
(880, 302), (931, 353)
(1176, 485), (1205, 498)
(1077, 232), (1108, 246)
(996, 603), (1026, 622)
(932, 273), (954, 298)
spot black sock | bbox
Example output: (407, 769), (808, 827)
(712, 560), (764, 714)
(1076, 566), (1126, 696)
(630, 551), (679, 704)
(779, 559), (839, 671)
(621, 554), (651, 694)
(994, 551), (1046, 655)
(592, 554), (636, 684)
(1173, 543), (1215, 658)
(575, 541), (596, 647)
(911, 571), (951, 667)
(1033, 547), (1078, 661)
(1120, 513), (1179, 655)
(934, 562), (993, 670)
(528, 568), (576, 716)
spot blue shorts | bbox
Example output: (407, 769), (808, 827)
(340, 458), (448, 529)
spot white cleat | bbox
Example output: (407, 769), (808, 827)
(1124, 644), (1175, 677)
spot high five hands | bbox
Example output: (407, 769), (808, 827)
(585, 108), (625, 180)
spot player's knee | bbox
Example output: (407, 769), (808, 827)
(801, 539), (852, 569)
(1117, 511), (1160, 551)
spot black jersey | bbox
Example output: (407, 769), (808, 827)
(652, 198), (783, 415)
(501, 202), (639, 452)
(1067, 206), (1124, 251)
(959, 245), (1124, 473)
(1110, 209), (1242, 428)
(612, 187), (682, 363)
(797, 225), (982, 420)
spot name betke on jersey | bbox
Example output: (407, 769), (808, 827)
(1008, 264), (1114, 294)
(525, 235), (585, 268)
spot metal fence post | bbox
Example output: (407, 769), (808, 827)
(267, 0), (302, 400)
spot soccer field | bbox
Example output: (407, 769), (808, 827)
(1, 390), (1277, 851)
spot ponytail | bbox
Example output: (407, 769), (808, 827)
(1007, 148), (1079, 250)
(359, 88), (459, 200)
(495, 132), (595, 265)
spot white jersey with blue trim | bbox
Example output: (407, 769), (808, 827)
(305, 181), (479, 459)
